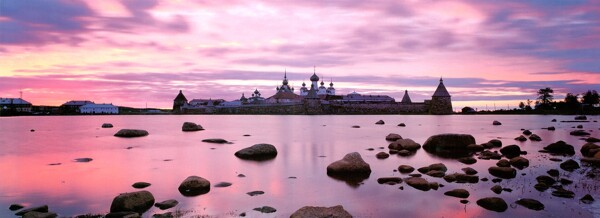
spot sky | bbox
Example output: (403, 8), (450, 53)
(1, 0), (599, 110)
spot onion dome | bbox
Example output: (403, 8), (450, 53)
(310, 72), (319, 82)
(240, 93), (247, 101)
(329, 81), (334, 87)
(302, 81), (306, 87)
(320, 81), (325, 86)
(254, 89), (259, 95)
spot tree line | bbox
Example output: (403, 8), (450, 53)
(461, 88), (599, 114)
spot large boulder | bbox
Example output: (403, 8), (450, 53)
(385, 133), (402, 141)
(114, 129), (149, 138)
(559, 159), (580, 172)
(499, 145), (521, 158)
(22, 211), (58, 218)
(109, 191), (155, 214)
(178, 176), (210, 196)
(423, 134), (476, 157)
(234, 143), (278, 160)
(327, 152), (371, 185)
(488, 167), (516, 179)
(581, 143), (600, 157)
(529, 134), (542, 141)
(290, 205), (352, 218)
(182, 122), (204, 131)
(492, 120), (502, 125)
(102, 123), (114, 128)
(543, 141), (575, 155)
(476, 197), (508, 212)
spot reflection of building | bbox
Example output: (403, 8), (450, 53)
(61, 100), (95, 113)
(0, 98), (32, 114)
(80, 103), (119, 114)
(172, 69), (453, 114)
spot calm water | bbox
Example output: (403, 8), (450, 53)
(0, 115), (599, 217)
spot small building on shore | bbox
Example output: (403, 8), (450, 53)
(0, 98), (32, 114)
(60, 100), (95, 114)
(80, 103), (119, 114)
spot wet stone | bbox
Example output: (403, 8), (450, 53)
(515, 198), (544, 211)
(253, 206), (276, 213)
(247, 191), (265, 196)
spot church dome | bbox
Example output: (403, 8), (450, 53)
(310, 73), (319, 82)
(302, 82), (306, 87)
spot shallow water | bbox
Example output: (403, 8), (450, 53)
(0, 115), (599, 217)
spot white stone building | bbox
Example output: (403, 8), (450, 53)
(80, 103), (119, 114)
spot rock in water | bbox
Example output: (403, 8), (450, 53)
(493, 120), (502, 125)
(476, 197), (508, 212)
(581, 142), (600, 157)
(398, 123), (406, 127)
(375, 120), (385, 125)
(488, 167), (516, 179)
(375, 152), (389, 159)
(398, 165), (415, 174)
(509, 156), (529, 169)
(253, 206), (276, 213)
(9, 204), (24, 211)
(522, 130), (532, 135)
(444, 189), (470, 198)
(500, 145), (521, 158)
(404, 177), (431, 191)
(515, 198), (544, 211)
(214, 182), (232, 187)
(570, 130), (590, 136)
(385, 133), (402, 141)
(398, 139), (422, 151)
(377, 177), (403, 185)
(234, 143), (278, 160)
(182, 122), (204, 131)
(529, 134), (542, 141)
(202, 138), (229, 144)
(15, 205), (48, 216)
(543, 141), (575, 155)
(514, 135), (527, 142)
(327, 152), (371, 177)
(178, 176), (210, 196)
(132, 182), (151, 189)
(110, 191), (155, 214)
(247, 191), (265, 196)
(102, 123), (113, 128)
(290, 205), (352, 218)
(422, 134), (476, 157)
(114, 129), (149, 138)
(154, 199), (178, 210)
(22, 211), (58, 218)
(580, 194), (595, 204)
(560, 159), (580, 172)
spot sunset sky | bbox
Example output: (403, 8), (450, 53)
(1, 0), (599, 110)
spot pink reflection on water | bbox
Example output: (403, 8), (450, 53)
(0, 115), (598, 217)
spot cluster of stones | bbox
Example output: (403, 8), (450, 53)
(14, 117), (600, 216)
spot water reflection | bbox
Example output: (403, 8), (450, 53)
(0, 115), (598, 217)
